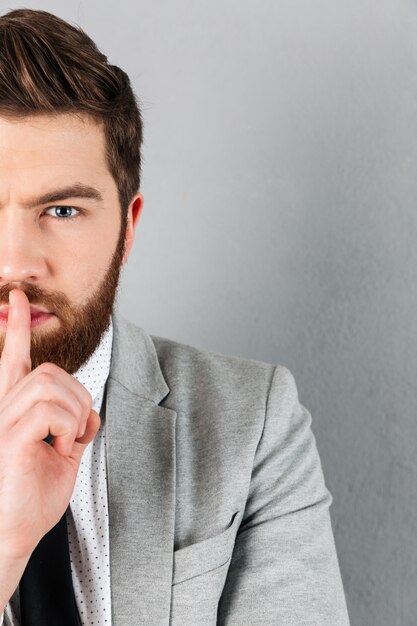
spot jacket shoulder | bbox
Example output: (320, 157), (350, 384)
(150, 333), (292, 412)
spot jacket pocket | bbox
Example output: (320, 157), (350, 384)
(172, 510), (241, 585)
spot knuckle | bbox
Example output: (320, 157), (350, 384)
(65, 413), (79, 435)
(35, 371), (55, 387)
(75, 383), (92, 415)
(74, 397), (86, 420)
(37, 362), (60, 376)
(33, 400), (54, 418)
(83, 391), (93, 414)
(64, 411), (77, 429)
(71, 384), (90, 416)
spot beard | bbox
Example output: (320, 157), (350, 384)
(0, 216), (127, 376)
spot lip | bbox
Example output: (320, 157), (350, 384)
(0, 305), (52, 317)
(0, 310), (55, 328)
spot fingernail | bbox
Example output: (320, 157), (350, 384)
(9, 291), (15, 307)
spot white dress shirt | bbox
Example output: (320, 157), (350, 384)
(3, 315), (114, 626)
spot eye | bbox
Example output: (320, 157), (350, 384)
(43, 206), (81, 221)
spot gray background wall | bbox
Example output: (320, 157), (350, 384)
(2, 1), (416, 624)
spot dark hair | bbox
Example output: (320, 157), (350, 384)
(0, 8), (143, 220)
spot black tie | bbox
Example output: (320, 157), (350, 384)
(19, 436), (81, 625)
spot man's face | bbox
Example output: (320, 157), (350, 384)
(0, 113), (142, 375)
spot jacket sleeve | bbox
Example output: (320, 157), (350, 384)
(217, 365), (351, 625)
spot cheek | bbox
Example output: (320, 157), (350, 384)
(56, 219), (118, 262)
(54, 235), (110, 289)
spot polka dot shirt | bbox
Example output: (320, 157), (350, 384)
(3, 316), (114, 626)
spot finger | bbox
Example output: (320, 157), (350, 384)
(0, 363), (93, 436)
(0, 372), (88, 437)
(0, 289), (31, 398)
(72, 409), (101, 451)
(13, 401), (79, 458)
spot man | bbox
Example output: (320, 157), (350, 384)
(0, 8), (350, 626)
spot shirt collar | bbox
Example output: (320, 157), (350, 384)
(72, 315), (113, 404)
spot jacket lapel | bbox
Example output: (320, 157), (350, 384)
(103, 309), (177, 626)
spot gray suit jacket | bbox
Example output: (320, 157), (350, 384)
(104, 309), (350, 625)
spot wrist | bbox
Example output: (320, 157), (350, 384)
(0, 554), (30, 613)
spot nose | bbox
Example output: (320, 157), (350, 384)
(0, 209), (49, 284)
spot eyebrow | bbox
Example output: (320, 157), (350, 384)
(24, 183), (104, 208)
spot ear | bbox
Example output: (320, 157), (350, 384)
(122, 193), (144, 264)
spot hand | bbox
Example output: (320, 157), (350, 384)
(0, 288), (101, 561)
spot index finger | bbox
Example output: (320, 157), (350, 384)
(0, 289), (32, 398)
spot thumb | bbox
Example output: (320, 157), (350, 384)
(70, 409), (101, 459)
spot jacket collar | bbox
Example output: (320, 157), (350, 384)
(104, 308), (177, 626)
(108, 307), (170, 404)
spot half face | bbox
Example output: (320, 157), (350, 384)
(0, 112), (142, 374)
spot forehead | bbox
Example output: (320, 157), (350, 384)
(0, 113), (110, 193)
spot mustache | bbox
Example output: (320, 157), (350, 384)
(0, 285), (63, 310)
